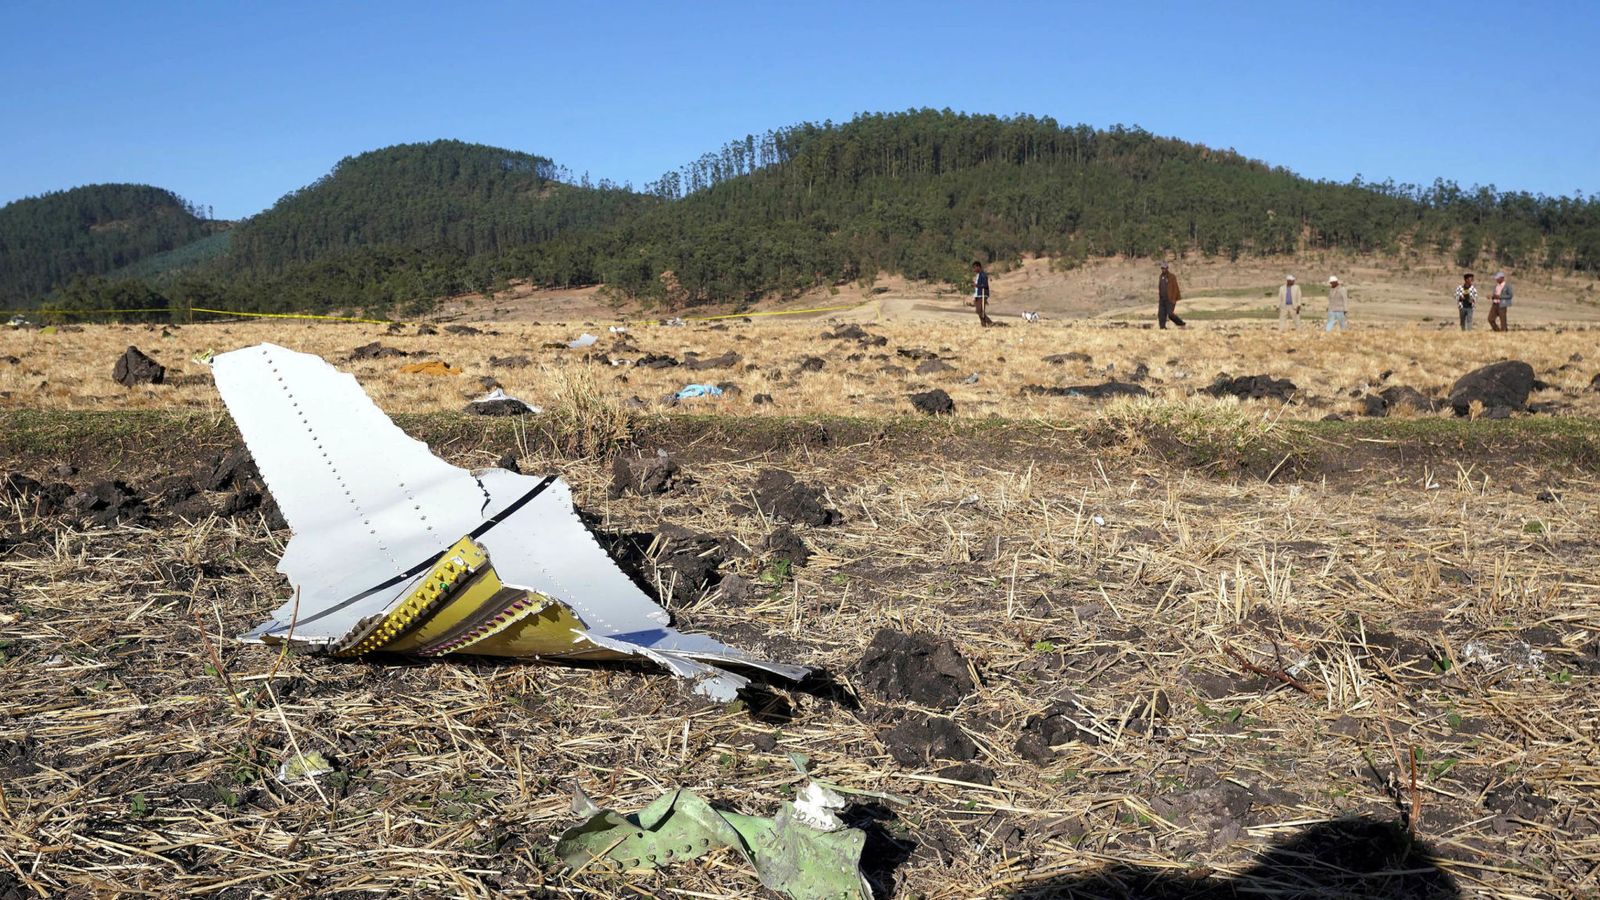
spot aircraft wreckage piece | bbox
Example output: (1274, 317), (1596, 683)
(211, 342), (809, 700)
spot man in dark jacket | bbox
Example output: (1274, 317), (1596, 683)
(1158, 262), (1186, 329)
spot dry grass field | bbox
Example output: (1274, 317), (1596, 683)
(2, 314), (1599, 898)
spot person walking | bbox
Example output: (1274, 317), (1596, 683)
(1325, 276), (1349, 331)
(1277, 275), (1304, 329)
(1488, 271), (1513, 331)
(971, 261), (994, 327)
(1158, 262), (1186, 329)
(1454, 273), (1478, 330)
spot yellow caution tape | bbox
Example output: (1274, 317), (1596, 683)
(188, 307), (404, 325)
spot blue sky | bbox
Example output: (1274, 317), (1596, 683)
(2, 0), (1596, 219)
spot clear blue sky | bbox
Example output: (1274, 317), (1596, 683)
(2, 0), (1596, 220)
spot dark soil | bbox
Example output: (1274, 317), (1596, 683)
(1015, 700), (1100, 764)
(349, 342), (409, 360)
(761, 524), (811, 567)
(1022, 382), (1149, 400)
(684, 351), (742, 371)
(880, 713), (977, 765)
(750, 469), (841, 526)
(609, 450), (681, 499)
(856, 629), (974, 710)
(915, 359), (956, 375)
(1207, 373), (1298, 402)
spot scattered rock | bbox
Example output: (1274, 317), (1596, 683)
(751, 470), (840, 526)
(1207, 373), (1297, 402)
(415, 324), (438, 336)
(797, 356), (825, 372)
(881, 714), (977, 766)
(609, 450), (681, 498)
(915, 358), (956, 375)
(464, 390), (537, 416)
(487, 355), (531, 368)
(856, 629), (974, 710)
(1015, 700), (1099, 764)
(1022, 381), (1148, 400)
(349, 342), (408, 360)
(1588, 373), (1600, 393)
(443, 324), (482, 336)
(825, 324), (869, 341)
(1044, 352), (1092, 365)
(1381, 385), (1435, 412)
(752, 393), (774, 405)
(762, 524), (811, 568)
(1536, 489), (1558, 503)
(112, 346), (165, 386)
(684, 350), (742, 371)
(897, 347), (936, 361)
(1448, 360), (1534, 416)
(716, 382), (741, 397)
(879, 365), (909, 377)
(909, 389), (954, 415)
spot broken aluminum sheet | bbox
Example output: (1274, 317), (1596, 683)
(211, 342), (808, 700)
(556, 785), (872, 900)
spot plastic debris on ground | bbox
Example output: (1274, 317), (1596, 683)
(567, 333), (599, 349)
(464, 388), (541, 416)
(608, 325), (628, 333)
(675, 383), (724, 400)
(398, 360), (461, 376)
(555, 783), (872, 900)
(211, 343), (808, 701)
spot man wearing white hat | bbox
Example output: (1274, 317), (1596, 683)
(1325, 276), (1349, 332)
(1277, 275), (1303, 330)
(1488, 271), (1513, 332)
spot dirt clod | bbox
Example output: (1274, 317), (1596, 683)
(762, 524), (811, 567)
(1207, 373), (1297, 402)
(857, 628), (974, 709)
(1022, 381), (1148, 400)
(1016, 700), (1099, 764)
(751, 469), (840, 526)
(609, 450), (681, 498)
(685, 350), (741, 371)
(909, 389), (954, 415)
(915, 358), (955, 375)
(349, 342), (408, 360)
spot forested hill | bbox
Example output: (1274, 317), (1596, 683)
(521, 110), (1600, 303)
(224, 140), (648, 275)
(9, 112), (1599, 316)
(0, 184), (215, 305)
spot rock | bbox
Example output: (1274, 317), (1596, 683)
(751, 470), (840, 526)
(897, 347), (936, 361)
(1207, 373), (1297, 402)
(1483, 405), (1514, 420)
(825, 324), (869, 341)
(915, 358), (956, 375)
(1359, 394), (1389, 417)
(1044, 352), (1092, 364)
(909, 389), (954, 415)
(1536, 490), (1558, 502)
(1448, 360), (1534, 416)
(609, 450), (680, 498)
(762, 524), (811, 568)
(464, 395), (536, 416)
(856, 628), (974, 710)
(1127, 362), (1150, 383)
(1022, 381), (1149, 400)
(349, 342), (408, 360)
(112, 346), (165, 386)
(752, 393), (774, 405)
(496, 453), (521, 474)
(1588, 373), (1600, 393)
(1015, 700), (1099, 764)
(684, 350), (741, 371)
(415, 324), (438, 336)
(881, 714), (977, 766)
(487, 355), (531, 369)
(716, 382), (741, 397)
(879, 365), (909, 377)
(1381, 385), (1436, 413)
(797, 356), (825, 372)
(443, 324), (482, 336)
(715, 574), (755, 603)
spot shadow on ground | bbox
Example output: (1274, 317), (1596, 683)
(1010, 817), (1458, 899)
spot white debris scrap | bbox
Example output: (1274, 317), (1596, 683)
(211, 343), (808, 701)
